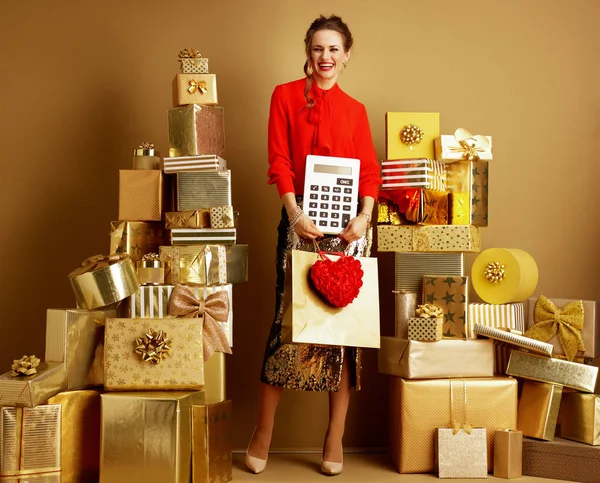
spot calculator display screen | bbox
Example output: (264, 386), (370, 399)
(314, 164), (353, 175)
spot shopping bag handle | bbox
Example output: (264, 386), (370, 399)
(312, 239), (346, 261)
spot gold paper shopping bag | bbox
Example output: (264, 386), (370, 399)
(281, 250), (380, 348)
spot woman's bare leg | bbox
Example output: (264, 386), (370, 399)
(323, 356), (351, 463)
(247, 382), (284, 459)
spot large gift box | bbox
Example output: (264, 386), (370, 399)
(378, 225), (481, 253)
(104, 318), (204, 391)
(381, 159), (446, 191)
(173, 73), (218, 106)
(445, 160), (489, 227)
(389, 376), (518, 473)
(160, 244), (248, 285)
(129, 285), (174, 318)
(118, 169), (164, 221)
(171, 228), (237, 245)
(100, 391), (205, 483)
(176, 170), (232, 211)
(0, 405), (61, 477)
(378, 336), (494, 378)
(0, 362), (66, 407)
(422, 275), (469, 339)
(165, 210), (211, 229)
(192, 400), (232, 483)
(163, 155), (227, 174)
(385, 112), (439, 159)
(45, 308), (116, 389)
(559, 392), (600, 445)
(46, 390), (101, 483)
(468, 302), (525, 338)
(109, 221), (169, 265)
(435, 129), (493, 162)
(168, 105), (226, 158)
(517, 381), (562, 441)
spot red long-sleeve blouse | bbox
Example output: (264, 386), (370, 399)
(267, 78), (382, 199)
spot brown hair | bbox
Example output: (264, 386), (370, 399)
(303, 15), (353, 108)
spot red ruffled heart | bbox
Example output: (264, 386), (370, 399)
(310, 253), (364, 308)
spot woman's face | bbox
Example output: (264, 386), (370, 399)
(309, 29), (350, 87)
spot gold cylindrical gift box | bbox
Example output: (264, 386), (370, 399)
(394, 290), (416, 338)
(133, 144), (161, 170)
(137, 258), (164, 285)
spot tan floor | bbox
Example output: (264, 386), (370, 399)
(232, 453), (571, 482)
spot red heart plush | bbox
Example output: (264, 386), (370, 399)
(310, 253), (364, 308)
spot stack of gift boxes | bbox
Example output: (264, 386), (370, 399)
(377, 112), (600, 481)
(0, 48), (248, 483)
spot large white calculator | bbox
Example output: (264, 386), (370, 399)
(303, 155), (361, 235)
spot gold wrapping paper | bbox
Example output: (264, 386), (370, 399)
(118, 169), (164, 221)
(129, 285), (174, 318)
(386, 112), (440, 159)
(132, 144), (161, 169)
(435, 131), (493, 162)
(68, 254), (139, 310)
(389, 376), (517, 474)
(448, 191), (470, 225)
(165, 210), (211, 229)
(0, 406), (61, 477)
(422, 275), (469, 339)
(46, 390), (101, 483)
(437, 427), (488, 478)
(0, 363), (66, 407)
(377, 225), (481, 252)
(160, 244), (248, 285)
(163, 154), (227, 173)
(407, 317), (443, 341)
(0, 474), (61, 482)
(526, 297), (599, 359)
(506, 349), (599, 393)
(381, 159), (446, 191)
(204, 352), (226, 404)
(471, 161), (489, 226)
(176, 170), (232, 211)
(517, 381), (562, 441)
(104, 318), (204, 391)
(168, 104), (226, 158)
(179, 53), (209, 74)
(559, 393), (600, 445)
(394, 290), (416, 338)
(378, 337), (494, 378)
(109, 221), (169, 266)
(474, 324), (553, 356)
(209, 206), (235, 229)
(192, 400), (232, 483)
(468, 303), (525, 338)
(100, 391), (205, 483)
(494, 430), (522, 479)
(45, 308), (116, 390)
(173, 73), (218, 106)
(137, 259), (164, 285)
(170, 228), (237, 245)
(445, 160), (489, 227)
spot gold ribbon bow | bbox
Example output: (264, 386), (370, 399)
(188, 79), (208, 95)
(135, 329), (172, 364)
(141, 253), (160, 262)
(10, 355), (40, 377)
(449, 379), (475, 436)
(524, 295), (585, 361)
(138, 141), (154, 149)
(448, 128), (491, 161)
(453, 423), (473, 435)
(70, 253), (127, 276)
(416, 303), (444, 319)
(178, 48), (202, 60)
(168, 284), (232, 361)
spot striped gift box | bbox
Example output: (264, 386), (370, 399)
(163, 155), (227, 174)
(474, 324), (553, 357)
(129, 285), (174, 318)
(381, 159), (446, 191)
(468, 303), (525, 339)
(171, 228), (237, 245)
(177, 171), (231, 210)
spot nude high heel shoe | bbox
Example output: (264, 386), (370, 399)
(245, 430), (268, 474)
(321, 445), (343, 476)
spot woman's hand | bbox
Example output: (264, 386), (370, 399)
(294, 212), (324, 240)
(339, 214), (368, 243)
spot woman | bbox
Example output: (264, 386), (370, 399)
(246, 15), (382, 476)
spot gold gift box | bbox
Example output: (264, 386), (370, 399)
(389, 376), (517, 474)
(517, 381), (562, 441)
(422, 275), (469, 339)
(378, 225), (481, 253)
(435, 133), (493, 162)
(0, 405), (61, 477)
(100, 391), (205, 483)
(168, 105), (226, 158)
(129, 285), (174, 318)
(109, 221), (169, 266)
(437, 427), (488, 478)
(0, 474), (61, 482)
(209, 206), (235, 229)
(0, 362), (66, 407)
(494, 430), (522, 479)
(179, 53), (209, 74)
(173, 73), (218, 106)
(506, 349), (599, 393)
(559, 392), (600, 445)
(385, 112), (440, 160)
(474, 323), (554, 356)
(104, 318), (204, 391)
(192, 400), (232, 483)
(176, 170), (232, 211)
(468, 303), (525, 338)
(445, 160), (489, 227)
(407, 317), (443, 341)
(132, 144), (161, 170)
(378, 189), (448, 225)
(378, 337), (494, 379)
(204, 352), (226, 404)
(118, 169), (164, 221)
(165, 210), (211, 229)
(160, 244), (248, 285)
(46, 390), (101, 483)
(45, 308), (116, 390)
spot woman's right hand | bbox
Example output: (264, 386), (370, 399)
(293, 212), (324, 240)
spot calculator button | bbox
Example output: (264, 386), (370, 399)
(332, 204), (340, 210)
(333, 187), (341, 193)
(321, 186), (330, 192)
(337, 178), (353, 186)
(333, 195), (340, 201)
(343, 196), (351, 203)
(344, 188), (352, 194)
(320, 203), (329, 209)
(343, 205), (351, 211)
(311, 218), (317, 225)
(310, 185), (318, 191)
(321, 194), (329, 201)
(319, 220), (327, 226)
(331, 213), (340, 219)
(331, 221), (339, 228)
(342, 214), (351, 227)
(309, 202), (317, 208)
(310, 193), (318, 199)
(320, 212), (328, 218)
(308, 211), (317, 217)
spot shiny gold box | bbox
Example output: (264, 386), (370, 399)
(168, 104), (226, 158)
(46, 390), (101, 483)
(494, 430), (522, 479)
(0, 405), (61, 477)
(129, 285), (174, 318)
(437, 427), (488, 478)
(204, 352), (226, 403)
(378, 189), (448, 225)
(378, 225), (481, 252)
(109, 221), (169, 266)
(118, 169), (164, 221)
(445, 160), (489, 227)
(422, 275), (469, 339)
(0, 362), (66, 407)
(559, 392), (600, 445)
(100, 391), (205, 483)
(192, 400), (232, 483)
(173, 73), (218, 106)
(517, 381), (562, 441)
(165, 210), (211, 229)
(45, 308), (116, 389)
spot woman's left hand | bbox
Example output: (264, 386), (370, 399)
(339, 214), (368, 243)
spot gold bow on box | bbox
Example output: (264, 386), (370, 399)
(70, 253), (127, 277)
(447, 128), (491, 161)
(135, 329), (172, 364)
(10, 355), (41, 377)
(188, 79), (208, 95)
(525, 295), (585, 361)
(178, 48), (202, 60)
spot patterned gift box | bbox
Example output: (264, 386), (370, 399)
(422, 275), (469, 339)
(173, 73), (218, 106)
(192, 400), (232, 483)
(377, 225), (481, 253)
(437, 428), (487, 479)
(386, 112), (440, 160)
(104, 318), (204, 391)
(100, 391), (205, 483)
(474, 324), (553, 356)
(378, 189), (448, 225)
(407, 317), (443, 341)
(381, 159), (446, 191)
(109, 221), (169, 266)
(559, 393), (600, 445)
(171, 228), (236, 245)
(178, 49), (209, 74)
(0, 405), (61, 477)
(468, 302), (525, 338)
(177, 170), (232, 211)
(163, 155), (227, 174)
(168, 104), (226, 158)
(445, 160), (489, 227)
(118, 169), (164, 221)
(494, 430), (522, 479)
(45, 308), (116, 389)
(517, 381), (562, 441)
(166, 210), (211, 230)
(434, 129), (493, 162)
(209, 206), (235, 229)
(129, 285), (174, 318)
(0, 362), (67, 407)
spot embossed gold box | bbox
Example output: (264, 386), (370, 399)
(377, 225), (481, 253)
(168, 105), (226, 158)
(118, 170), (164, 221)
(173, 73), (218, 106)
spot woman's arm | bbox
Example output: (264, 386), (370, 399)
(282, 192), (324, 240)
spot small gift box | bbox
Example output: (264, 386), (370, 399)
(381, 159), (446, 191)
(386, 112), (440, 160)
(445, 159), (489, 227)
(118, 169), (164, 221)
(517, 381), (562, 441)
(559, 392), (600, 445)
(163, 154), (227, 173)
(408, 305), (444, 341)
(494, 430), (522, 479)
(422, 275), (469, 339)
(178, 48), (209, 74)
(165, 210), (211, 229)
(435, 128), (493, 163)
(0, 405), (61, 477)
(109, 221), (169, 266)
(0, 361), (67, 407)
(377, 225), (481, 253)
(173, 73), (218, 107)
(437, 427), (488, 478)
(129, 285), (174, 318)
(177, 170), (232, 211)
(136, 253), (165, 285)
(468, 303), (525, 338)
(210, 206), (235, 229)
(474, 324), (553, 356)
(68, 253), (139, 310)
(132, 142), (161, 169)
(171, 228), (237, 245)
(168, 105), (226, 158)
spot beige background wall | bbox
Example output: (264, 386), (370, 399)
(0, 0), (598, 452)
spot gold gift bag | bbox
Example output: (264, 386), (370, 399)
(174, 73), (218, 106)
(281, 250), (380, 348)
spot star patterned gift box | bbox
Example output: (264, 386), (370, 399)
(422, 275), (469, 339)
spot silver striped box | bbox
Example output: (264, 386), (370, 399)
(468, 303), (525, 339)
(474, 324), (553, 356)
(0, 363), (66, 407)
(171, 228), (237, 245)
(163, 155), (227, 174)
(129, 285), (174, 318)
(382, 158), (446, 191)
(176, 170), (231, 211)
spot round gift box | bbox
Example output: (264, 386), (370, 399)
(137, 259), (165, 285)
(69, 254), (140, 309)
(471, 248), (538, 304)
(132, 146), (161, 170)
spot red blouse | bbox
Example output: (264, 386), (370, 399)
(267, 78), (382, 199)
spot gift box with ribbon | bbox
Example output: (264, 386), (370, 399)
(0, 361), (67, 407)
(407, 317), (443, 341)
(377, 225), (481, 253)
(118, 169), (164, 221)
(559, 392), (600, 445)
(386, 112), (440, 160)
(165, 210), (211, 229)
(0, 405), (61, 477)
(132, 142), (161, 170)
(517, 381), (562, 441)
(381, 158), (446, 191)
(168, 104), (226, 158)
(445, 159), (489, 227)
(468, 302), (525, 338)
(494, 430), (522, 479)
(435, 128), (493, 163)
(176, 170), (232, 211)
(129, 285), (174, 318)
(136, 253), (165, 285)
(378, 188), (448, 225)
(178, 48), (209, 74)
(173, 73), (218, 107)
(68, 253), (139, 310)
(209, 206), (235, 229)
(170, 228), (237, 245)
(109, 221), (169, 266)
(422, 275), (469, 339)
(163, 154), (227, 174)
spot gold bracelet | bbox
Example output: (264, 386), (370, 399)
(358, 212), (371, 223)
